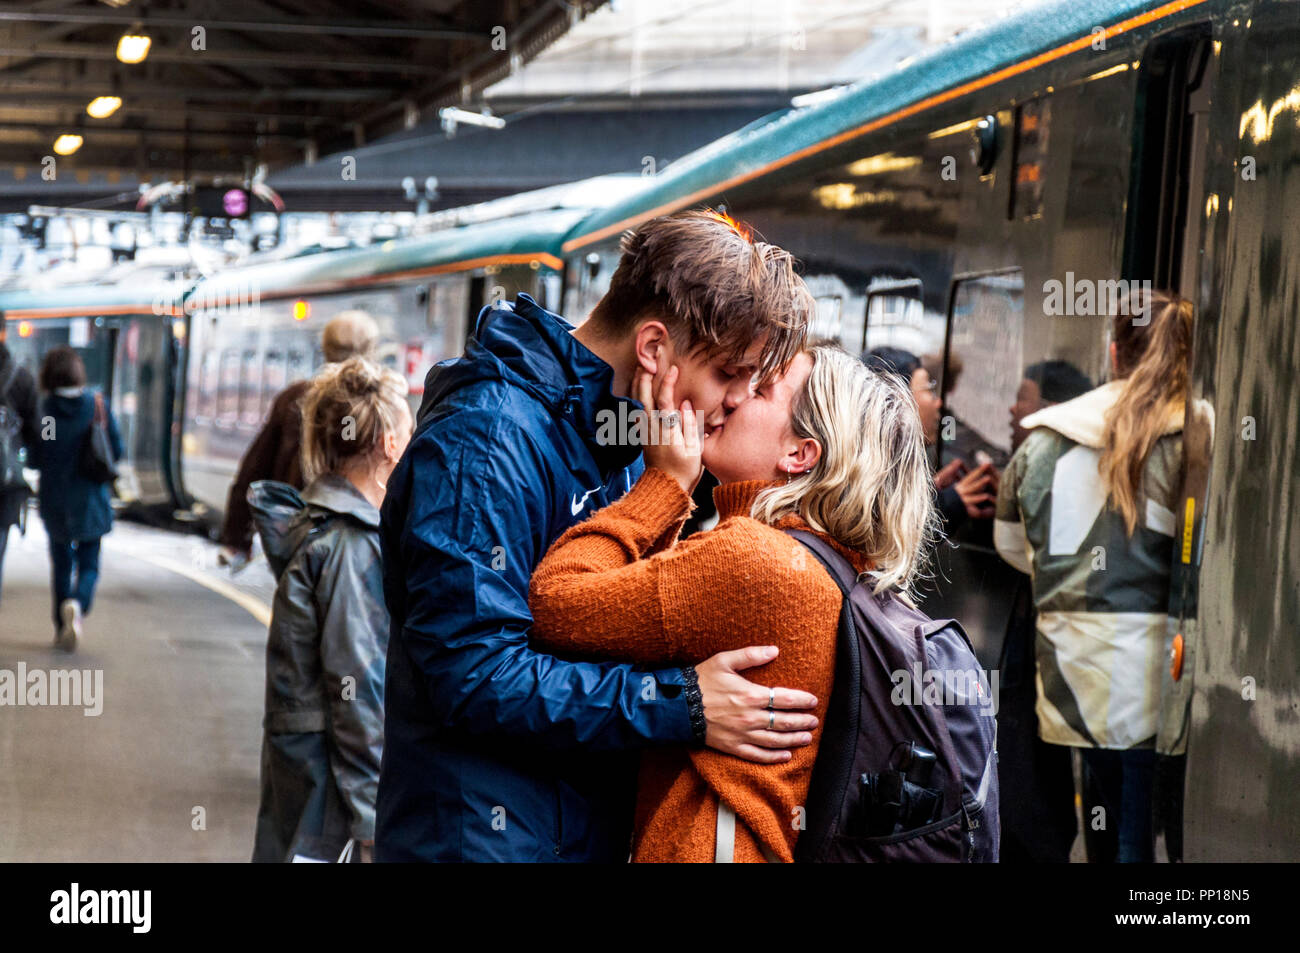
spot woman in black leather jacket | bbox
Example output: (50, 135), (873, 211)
(248, 357), (411, 863)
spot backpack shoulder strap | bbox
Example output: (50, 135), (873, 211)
(783, 528), (862, 862)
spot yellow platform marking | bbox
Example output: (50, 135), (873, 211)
(103, 541), (272, 628)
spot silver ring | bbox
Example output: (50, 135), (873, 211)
(767, 687), (775, 711)
(768, 710), (775, 730)
(660, 410), (681, 430)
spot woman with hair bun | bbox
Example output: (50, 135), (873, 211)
(247, 356), (412, 863)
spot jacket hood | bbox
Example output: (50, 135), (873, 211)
(1020, 379), (1184, 449)
(417, 294), (641, 475)
(45, 390), (92, 415)
(301, 473), (380, 527)
(248, 475), (378, 580)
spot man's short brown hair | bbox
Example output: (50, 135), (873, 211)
(588, 209), (812, 383)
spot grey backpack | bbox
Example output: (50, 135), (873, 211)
(787, 530), (999, 862)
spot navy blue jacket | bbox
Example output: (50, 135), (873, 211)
(36, 390), (123, 542)
(376, 295), (696, 862)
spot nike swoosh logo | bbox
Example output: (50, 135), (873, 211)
(570, 487), (598, 516)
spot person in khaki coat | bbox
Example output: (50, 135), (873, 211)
(994, 289), (1193, 863)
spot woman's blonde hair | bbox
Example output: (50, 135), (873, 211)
(1100, 288), (1193, 535)
(299, 356), (408, 483)
(751, 344), (939, 597)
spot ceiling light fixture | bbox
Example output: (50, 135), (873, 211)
(116, 33), (151, 64)
(53, 134), (84, 156)
(86, 96), (123, 118)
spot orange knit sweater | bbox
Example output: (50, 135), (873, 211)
(529, 466), (870, 863)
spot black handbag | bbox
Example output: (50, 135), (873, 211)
(79, 392), (118, 484)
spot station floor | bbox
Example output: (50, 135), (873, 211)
(0, 513), (277, 862)
(0, 511), (1113, 864)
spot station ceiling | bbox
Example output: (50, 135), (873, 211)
(0, 0), (602, 180)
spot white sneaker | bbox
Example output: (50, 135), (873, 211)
(58, 599), (82, 652)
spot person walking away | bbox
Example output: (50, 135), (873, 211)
(0, 325), (39, 606)
(219, 310), (380, 567)
(994, 289), (1192, 863)
(34, 346), (123, 651)
(248, 357), (412, 863)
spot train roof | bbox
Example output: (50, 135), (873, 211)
(0, 279), (183, 320)
(188, 206), (592, 307)
(563, 0), (1210, 251)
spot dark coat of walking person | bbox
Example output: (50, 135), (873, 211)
(249, 357), (412, 863)
(33, 346), (123, 650)
(0, 333), (39, 607)
(219, 310), (380, 563)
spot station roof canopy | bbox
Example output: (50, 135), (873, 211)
(0, 0), (600, 179)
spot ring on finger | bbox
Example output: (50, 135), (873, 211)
(768, 710), (775, 730)
(660, 410), (681, 430)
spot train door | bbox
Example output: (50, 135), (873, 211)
(1121, 24), (1214, 862)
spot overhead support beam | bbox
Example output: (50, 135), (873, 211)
(2, 96), (333, 125)
(0, 42), (445, 74)
(0, 123), (298, 146)
(0, 11), (487, 41)
(2, 80), (395, 102)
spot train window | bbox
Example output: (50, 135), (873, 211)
(866, 281), (923, 332)
(424, 282), (441, 331)
(434, 279), (468, 356)
(863, 278), (944, 360)
(261, 349), (287, 418)
(217, 350), (241, 428)
(286, 347), (310, 385)
(944, 270), (1025, 464)
(801, 273), (861, 352)
(197, 349), (220, 423)
(239, 348), (262, 428)
(811, 295), (843, 341)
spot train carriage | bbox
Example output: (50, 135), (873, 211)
(0, 282), (185, 515)
(178, 207), (591, 519)
(560, 0), (1298, 860)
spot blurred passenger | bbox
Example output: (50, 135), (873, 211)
(34, 346), (123, 651)
(994, 289), (1192, 863)
(248, 357), (412, 863)
(924, 350), (1009, 469)
(219, 310), (380, 567)
(997, 358), (1093, 864)
(864, 346), (997, 531)
(0, 324), (38, 607)
(1009, 359), (1095, 452)
(530, 345), (946, 861)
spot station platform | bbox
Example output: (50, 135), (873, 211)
(0, 513), (277, 862)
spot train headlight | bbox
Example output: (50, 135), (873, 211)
(292, 300), (310, 322)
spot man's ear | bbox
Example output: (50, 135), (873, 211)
(632, 320), (670, 375)
(786, 437), (822, 475)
